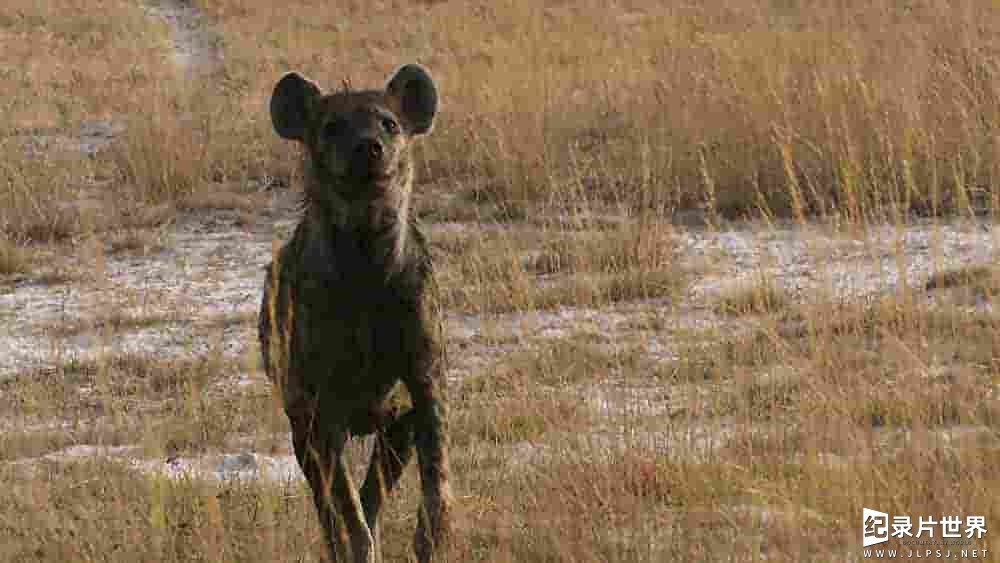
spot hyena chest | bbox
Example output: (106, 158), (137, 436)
(292, 266), (423, 392)
(284, 226), (427, 399)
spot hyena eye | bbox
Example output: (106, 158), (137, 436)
(323, 119), (346, 139)
(381, 117), (399, 134)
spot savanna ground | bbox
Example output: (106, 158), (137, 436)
(2, 1), (1000, 561)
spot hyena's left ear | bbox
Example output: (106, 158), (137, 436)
(385, 64), (438, 136)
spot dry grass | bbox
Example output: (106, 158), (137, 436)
(0, 0), (281, 243)
(34, 311), (182, 338)
(9, 0), (997, 238)
(0, 235), (30, 275)
(434, 218), (685, 313)
(715, 278), (793, 316)
(192, 0), (1000, 223)
(1, 0), (169, 241)
(4, 1), (1000, 562)
(106, 229), (167, 256)
(9, 277), (999, 561)
(0, 461), (318, 563)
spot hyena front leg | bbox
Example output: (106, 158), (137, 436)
(360, 409), (418, 563)
(405, 379), (452, 563)
(291, 414), (374, 563)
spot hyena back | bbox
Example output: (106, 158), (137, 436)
(259, 64), (451, 563)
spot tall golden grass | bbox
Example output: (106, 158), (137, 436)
(201, 0), (1000, 222)
(5, 1), (1000, 242)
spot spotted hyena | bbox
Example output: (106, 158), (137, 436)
(259, 64), (451, 563)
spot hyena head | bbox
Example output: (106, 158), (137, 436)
(270, 64), (437, 222)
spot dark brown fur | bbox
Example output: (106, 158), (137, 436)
(259, 65), (451, 563)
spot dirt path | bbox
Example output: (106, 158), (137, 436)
(143, 0), (224, 76)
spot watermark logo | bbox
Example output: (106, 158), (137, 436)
(864, 508), (890, 547)
(862, 508), (988, 559)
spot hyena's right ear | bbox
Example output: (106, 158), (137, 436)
(270, 72), (322, 141)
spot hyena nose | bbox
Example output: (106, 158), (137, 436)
(356, 138), (383, 162)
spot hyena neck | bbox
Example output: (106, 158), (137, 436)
(303, 166), (414, 276)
